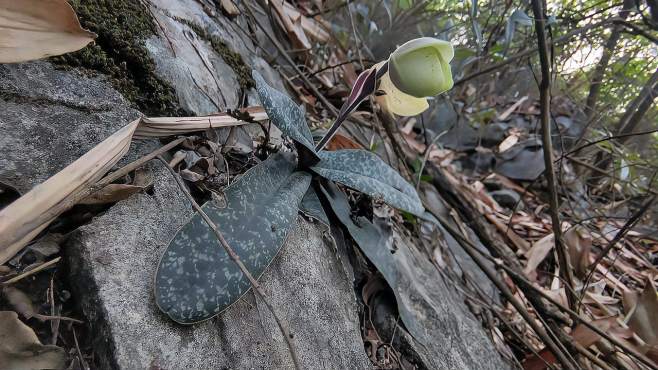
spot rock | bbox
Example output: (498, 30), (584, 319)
(481, 122), (509, 146)
(0, 62), (140, 194)
(390, 229), (509, 370)
(439, 121), (479, 151)
(495, 139), (546, 181)
(490, 189), (521, 209)
(65, 162), (371, 369)
(145, 0), (284, 115)
(465, 147), (495, 174)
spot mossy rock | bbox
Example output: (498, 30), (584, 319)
(50, 0), (184, 116)
(173, 17), (255, 91)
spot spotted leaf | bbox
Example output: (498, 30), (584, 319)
(253, 70), (319, 164)
(155, 152), (312, 324)
(311, 149), (424, 216)
(299, 185), (329, 225)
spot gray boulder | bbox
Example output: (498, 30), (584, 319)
(0, 62), (140, 194)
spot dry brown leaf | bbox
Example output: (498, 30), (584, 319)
(564, 226), (592, 278)
(571, 316), (626, 348)
(0, 110), (268, 264)
(0, 311), (66, 370)
(79, 184), (145, 205)
(282, 1), (330, 42)
(0, 0), (95, 63)
(523, 233), (554, 276)
(325, 133), (362, 151)
(627, 279), (658, 346)
(179, 169), (205, 182)
(583, 291), (619, 306)
(219, 0), (240, 15)
(1, 287), (37, 319)
(497, 134), (519, 153)
(524, 317), (631, 370)
(270, 0), (312, 50)
(80, 169), (153, 205)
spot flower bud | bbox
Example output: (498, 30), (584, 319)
(388, 37), (454, 98)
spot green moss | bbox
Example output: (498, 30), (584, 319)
(173, 17), (254, 91)
(50, 0), (184, 116)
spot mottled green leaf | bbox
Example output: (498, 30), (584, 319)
(299, 185), (329, 225)
(252, 70), (319, 163)
(155, 152), (311, 324)
(311, 149), (424, 216)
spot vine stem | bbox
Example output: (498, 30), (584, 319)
(158, 156), (301, 370)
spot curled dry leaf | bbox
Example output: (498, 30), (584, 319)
(0, 311), (66, 370)
(1, 287), (37, 319)
(218, 0), (240, 16)
(276, 0), (329, 43)
(0, 0), (96, 63)
(270, 0), (311, 50)
(497, 134), (519, 153)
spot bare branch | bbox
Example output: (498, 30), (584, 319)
(530, 0), (578, 312)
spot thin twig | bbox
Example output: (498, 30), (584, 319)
(440, 214), (658, 370)
(49, 275), (60, 345)
(95, 137), (188, 190)
(2, 257), (61, 285)
(72, 326), (90, 370)
(432, 214), (579, 370)
(157, 156), (301, 370)
(455, 19), (614, 86)
(560, 128), (658, 159)
(531, 0), (577, 311)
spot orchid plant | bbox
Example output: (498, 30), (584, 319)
(154, 37), (454, 324)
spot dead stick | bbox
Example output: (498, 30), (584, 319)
(531, 0), (578, 312)
(158, 156), (301, 370)
(95, 137), (187, 189)
(573, 341), (615, 370)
